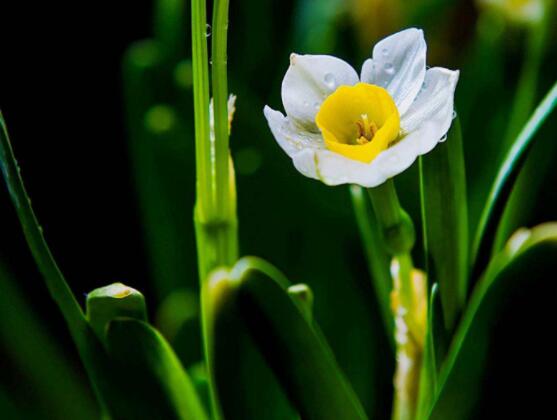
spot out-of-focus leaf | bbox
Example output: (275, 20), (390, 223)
(428, 223), (557, 419)
(106, 319), (208, 420)
(123, 39), (197, 303)
(492, 113), (557, 253)
(293, 0), (346, 52)
(0, 386), (21, 419)
(420, 117), (468, 330)
(416, 283), (449, 420)
(350, 185), (393, 344)
(0, 263), (98, 420)
(156, 289), (202, 368)
(471, 81), (557, 277)
(154, 0), (187, 65)
(208, 257), (368, 420)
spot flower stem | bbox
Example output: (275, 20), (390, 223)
(367, 180), (425, 420)
(192, 0), (238, 418)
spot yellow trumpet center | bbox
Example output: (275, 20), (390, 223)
(315, 83), (400, 163)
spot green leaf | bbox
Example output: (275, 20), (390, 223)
(416, 283), (449, 420)
(492, 115), (557, 253)
(350, 185), (393, 344)
(0, 262), (98, 419)
(208, 257), (369, 420)
(106, 319), (209, 420)
(123, 40), (198, 302)
(154, 0), (187, 65)
(428, 223), (557, 419)
(1, 113), (201, 420)
(471, 81), (557, 276)
(419, 117), (468, 330)
(416, 284), (438, 420)
(0, 112), (85, 339)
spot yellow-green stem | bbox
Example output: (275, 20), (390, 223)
(192, 0), (238, 418)
(367, 181), (424, 420)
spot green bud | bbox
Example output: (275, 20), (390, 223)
(86, 283), (147, 343)
(287, 283), (314, 322)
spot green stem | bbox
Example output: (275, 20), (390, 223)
(192, 0), (212, 220)
(192, 1), (238, 418)
(212, 0), (232, 220)
(367, 180), (423, 420)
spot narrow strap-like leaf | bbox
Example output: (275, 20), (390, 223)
(420, 117), (468, 330)
(208, 257), (369, 420)
(0, 112), (85, 336)
(471, 81), (557, 277)
(416, 284), (439, 420)
(428, 223), (557, 419)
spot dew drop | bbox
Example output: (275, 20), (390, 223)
(452, 110), (458, 120)
(324, 73), (336, 89)
(384, 63), (394, 74)
(382, 48), (389, 56)
(439, 135), (448, 143)
(205, 24), (212, 37)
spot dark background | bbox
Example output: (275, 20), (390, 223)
(0, 0), (556, 418)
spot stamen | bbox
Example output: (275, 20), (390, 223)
(355, 114), (378, 145)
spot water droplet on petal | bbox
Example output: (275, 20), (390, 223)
(384, 63), (394, 74)
(324, 73), (336, 90)
(382, 48), (389, 56)
(439, 135), (448, 143)
(452, 110), (458, 120)
(313, 102), (320, 110)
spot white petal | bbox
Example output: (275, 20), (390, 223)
(361, 28), (426, 114)
(263, 106), (324, 157)
(281, 54), (359, 130)
(401, 67), (459, 138)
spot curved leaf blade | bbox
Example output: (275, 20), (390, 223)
(208, 257), (369, 420)
(106, 319), (208, 420)
(471, 81), (557, 276)
(428, 223), (557, 419)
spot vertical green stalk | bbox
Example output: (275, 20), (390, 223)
(367, 180), (425, 420)
(192, 0), (238, 418)
(212, 0), (231, 218)
(192, 0), (238, 283)
(192, 0), (212, 223)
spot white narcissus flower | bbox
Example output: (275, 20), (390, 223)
(264, 28), (459, 188)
